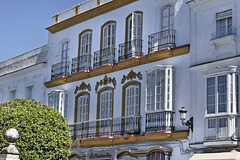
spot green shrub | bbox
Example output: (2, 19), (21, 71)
(0, 99), (71, 160)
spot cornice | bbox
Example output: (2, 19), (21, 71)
(44, 45), (190, 88)
(71, 130), (189, 148)
(46, 0), (138, 34)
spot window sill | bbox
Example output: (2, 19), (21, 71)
(210, 34), (236, 49)
(145, 110), (175, 114)
(205, 113), (238, 118)
(204, 140), (238, 148)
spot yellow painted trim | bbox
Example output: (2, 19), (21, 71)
(117, 147), (172, 156)
(44, 45), (190, 88)
(71, 152), (87, 157)
(46, 0), (138, 34)
(97, 0), (102, 6)
(116, 149), (129, 156)
(55, 14), (59, 24)
(75, 6), (79, 15)
(71, 130), (189, 148)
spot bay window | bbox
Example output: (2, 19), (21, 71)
(48, 90), (68, 119)
(205, 66), (240, 143)
(145, 65), (174, 132)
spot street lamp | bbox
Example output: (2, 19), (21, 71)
(178, 107), (193, 132)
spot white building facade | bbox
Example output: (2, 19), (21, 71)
(188, 0), (240, 159)
(2, 0), (240, 159)
(45, 0), (193, 159)
(0, 45), (47, 103)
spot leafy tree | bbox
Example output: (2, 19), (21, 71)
(0, 99), (71, 160)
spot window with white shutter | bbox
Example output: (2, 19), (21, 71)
(161, 5), (174, 31)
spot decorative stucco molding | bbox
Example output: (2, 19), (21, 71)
(95, 75), (116, 93)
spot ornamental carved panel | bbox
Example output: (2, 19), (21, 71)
(95, 75), (116, 93)
(74, 81), (91, 94)
(121, 70), (142, 84)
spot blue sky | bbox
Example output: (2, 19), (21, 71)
(0, 0), (85, 62)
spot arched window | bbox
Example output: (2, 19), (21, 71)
(147, 150), (171, 160)
(97, 87), (114, 137)
(161, 5), (174, 31)
(75, 92), (90, 138)
(62, 41), (69, 62)
(122, 81), (141, 134)
(119, 11), (143, 61)
(73, 30), (92, 73)
(80, 31), (92, 57)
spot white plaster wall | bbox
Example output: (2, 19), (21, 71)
(188, 0), (240, 145)
(0, 63), (47, 104)
(189, 0), (239, 66)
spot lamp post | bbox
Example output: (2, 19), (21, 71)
(178, 107), (193, 132)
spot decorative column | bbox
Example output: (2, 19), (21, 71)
(0, 128), (19, 160)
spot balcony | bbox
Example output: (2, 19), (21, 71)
(204, 115), (240, 147)
(145, 111), (175, 132)
(118, 39), (143, 61)
(51, 61), (70, 79)
(148, 29), (176, 53)
(71, 55), (92, 74)
(93, 47), (116, 68)
(69, 115), (140, 140)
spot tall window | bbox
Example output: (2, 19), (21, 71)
(97, 88), (113, 136)
(77, 94), (89, 122)
(101, 22), (116, 65)
(102, 22), (115, 50)
(78, 30), (92, 71)
(125, 84), (139, 116)
(100, 90), (112, 119)
(122, 82), (141, 134)
(127, 12), (142, 42)
(216, 10), (232, 38)
(161, 5), (174, 31)
(48, 90), (68, 119)
(126, 12), (143, 57)
(26, 86), (33, 100)
(80, 31), (92, 57)
(62, 41), (69, 62)
(75, 93), (89, 138)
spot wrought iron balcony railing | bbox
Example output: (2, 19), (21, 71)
(93, 47), (116, 68)
(71, 55), (92, 74)
(205, 115), (240, 141)
(148, 29), (176, 53)
(118, 39), (143, 61)
(145, 111), (175, 132)
(211, 27), (235, 40)
(69, 115), (140, 140)
(51, 61), (70, 80)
